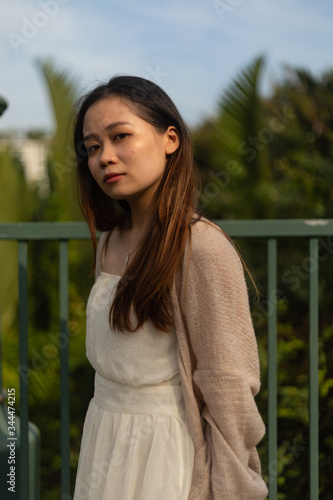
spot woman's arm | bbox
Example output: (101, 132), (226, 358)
(181, 220), (268, 499)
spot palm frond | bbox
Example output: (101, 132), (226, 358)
(214, 55), (268, 180)
(35, 57), (81, 219)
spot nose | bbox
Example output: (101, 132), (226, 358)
(99, 142), (118, 167)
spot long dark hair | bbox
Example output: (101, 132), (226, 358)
(73, 75), (202, 332)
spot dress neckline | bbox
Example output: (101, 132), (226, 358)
(100, 271), (122, 279)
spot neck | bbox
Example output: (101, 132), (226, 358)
(120, 201), (152, 260)
(125, 196), (154, 235)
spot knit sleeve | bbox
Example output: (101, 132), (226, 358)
(182, 221), (268, 500)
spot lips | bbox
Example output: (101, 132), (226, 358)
(103, 172), (124, 183)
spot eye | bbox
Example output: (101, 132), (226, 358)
(87, 144), (99, 154)
(114, 133), (129, 141)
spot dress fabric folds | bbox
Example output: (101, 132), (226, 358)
(73, 272), (194, 500)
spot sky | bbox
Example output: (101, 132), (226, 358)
(1, 0), (333, 133)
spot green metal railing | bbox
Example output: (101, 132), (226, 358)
(1, 219), (333, 499)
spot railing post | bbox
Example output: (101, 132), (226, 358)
(59, 240), (70, 496)
(309, 238), (319, 499)
(18, 240), (29, 499)
(267, 238), (278, 500)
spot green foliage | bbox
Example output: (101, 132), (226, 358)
(193, 55), (275, 219)
(262, 67), (333, 219)
(193, 57), (333, 498)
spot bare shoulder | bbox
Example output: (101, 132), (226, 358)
(96, 230), (112, 262)
(95, 229), (115, 278)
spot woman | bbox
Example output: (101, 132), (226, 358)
(72, 75), (268, 500)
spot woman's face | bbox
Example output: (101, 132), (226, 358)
(82, 96), (179, 206)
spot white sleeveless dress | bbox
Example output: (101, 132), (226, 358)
(73, 272), (194, 500)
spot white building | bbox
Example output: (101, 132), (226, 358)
(0, 137), (50, 197)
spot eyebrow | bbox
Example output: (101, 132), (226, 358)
(83, 121), (132, 142)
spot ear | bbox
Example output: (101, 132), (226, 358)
(164, 126), (180, 155)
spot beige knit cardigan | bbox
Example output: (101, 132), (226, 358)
(95, 217), (268, 500)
